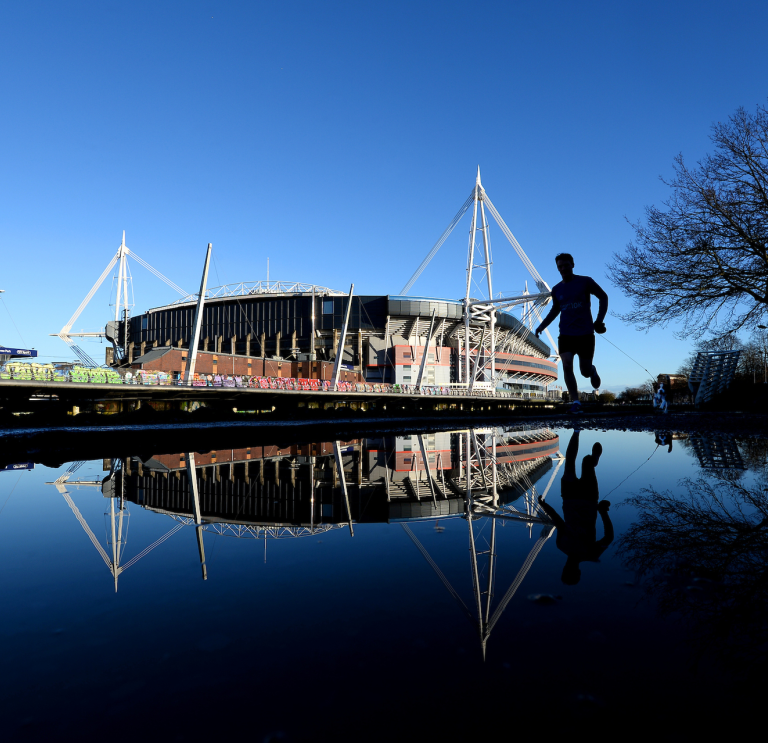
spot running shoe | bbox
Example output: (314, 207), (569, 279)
(590, 367), (601, 390)
(569, 401), (583, 414)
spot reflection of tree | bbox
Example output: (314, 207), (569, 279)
(737, 437), (768, 473)
(617, 475), (768, 669)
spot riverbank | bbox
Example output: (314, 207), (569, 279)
(1, 408), (764, 469)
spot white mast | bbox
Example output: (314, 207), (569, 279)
(184, 244), (212, 385)
(331, 284), (354, 390)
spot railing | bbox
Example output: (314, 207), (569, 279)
(0, 368), (551, 400)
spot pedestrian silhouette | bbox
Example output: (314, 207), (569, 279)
(654, 431), (673, 453)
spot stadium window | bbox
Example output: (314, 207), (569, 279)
(141, 316), (148, 330)
(322, 300), (334, 314)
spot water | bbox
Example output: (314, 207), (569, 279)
(0, 426), (765, 740)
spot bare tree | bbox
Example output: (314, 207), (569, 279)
(609, 102), (768, 341)
(618, 385), (648, 402)
(676, 353), (696, 377)
(740, 328), (768, 381)
(640, 377), (656, 397)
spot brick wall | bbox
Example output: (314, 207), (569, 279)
(148, 441), (360, 470)
(131, 349), (362, 382)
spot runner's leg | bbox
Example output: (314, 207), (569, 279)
(563, 429), (580, 480)
(561, 351), (579, 402)
(576, 339), (600, 389)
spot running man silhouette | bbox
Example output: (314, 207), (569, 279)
(535, 253), (608, 414)
(538, 429), (613, 585)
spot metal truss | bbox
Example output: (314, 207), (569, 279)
(402, 168), (561, 393)
(403, 427), (563, 657)
(689, 433), (746, 470)
(170, 281), (345, 306)
(167, 517), (345, 540)
(689, 350), (741, 405)
(462, 429), (564, 654)
(53, 232), (188, 366)
(460, 171), (558, 392)
(50, 459), (185, 591)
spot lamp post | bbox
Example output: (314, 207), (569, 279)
(756, 326), (768, 383)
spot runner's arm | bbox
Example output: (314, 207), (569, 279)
(589, 279), (608, 324)
(535, 295), (560, 337)
(594, 504), (614, 555)
(537, 497), (565, 529)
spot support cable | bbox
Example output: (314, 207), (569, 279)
(128, 251), (189, 297)
(400, 522), (473, 622)
(482, 193), (549, 290)
(61, 491), (113, 569)
(603, 445), (660, 499)
(119, 522), (185, 571)
(60, 252), (119, 334)
(400, 192), (475, 294)
(486, 525), (554, 634)
(0, 296), (28, 347)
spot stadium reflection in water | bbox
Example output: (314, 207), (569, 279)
(28, 427), (768, 737)
(55, 428), (561, 654)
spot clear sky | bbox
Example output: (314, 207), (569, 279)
(2, 0), (767, 391)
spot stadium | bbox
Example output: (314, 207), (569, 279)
(122, 284), (557, 397)
(53, 170), (561, 399)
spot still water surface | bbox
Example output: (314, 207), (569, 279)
(1, 426), (765, 740)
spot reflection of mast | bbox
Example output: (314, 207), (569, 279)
(402, 428), (563, 658)
(417, 433), (438, 505)
(333, 441), (355, 537)
(53, 462), (126, 592)
(185, 453), (208, 580)
(50, 461), (184, 590)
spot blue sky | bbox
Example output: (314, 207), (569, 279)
(1, 0), (767, 391)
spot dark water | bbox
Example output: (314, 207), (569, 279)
(1, 426), (765, 741)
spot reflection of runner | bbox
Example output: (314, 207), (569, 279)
(538, 429), (613, 585)
(655, 431), (673, 453)
(535, 253), (608, 414)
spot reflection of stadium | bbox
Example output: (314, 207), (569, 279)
(52, 427), (562, 656)
(114, 429), (560, 530)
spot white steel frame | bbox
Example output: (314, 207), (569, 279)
(170, 281), (345, 306)
(401, 168), (561, 394)
(402, 427), (563, 657)
(52, 231), (189, 366)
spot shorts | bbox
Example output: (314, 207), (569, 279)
(558, 334), (595, 357)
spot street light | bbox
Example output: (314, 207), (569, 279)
(758, 326), (768, 383)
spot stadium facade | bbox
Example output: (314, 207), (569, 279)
(120, 282), (558, 397)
